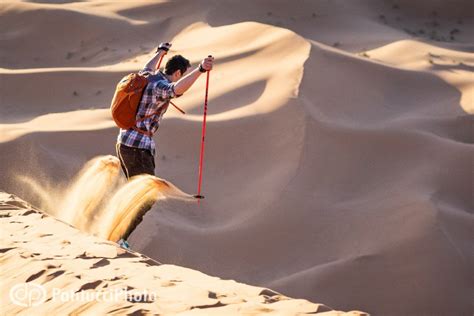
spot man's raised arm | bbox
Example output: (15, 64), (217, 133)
(143, 43), (172, 71)
(174, 56), (214, 95)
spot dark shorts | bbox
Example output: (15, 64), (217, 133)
(115, 143), (156, 240)
(115, 143), (155, 179)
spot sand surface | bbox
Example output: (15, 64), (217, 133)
(1, 192), (366, 315)
(0, 1), (473, 315)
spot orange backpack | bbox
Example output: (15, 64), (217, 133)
(110, 72), (186, 136)
(110, 73), (149, 133)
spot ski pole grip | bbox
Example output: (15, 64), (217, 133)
(207, 55), (213, 72)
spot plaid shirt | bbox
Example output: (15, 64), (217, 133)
(117, 67), (176, 155)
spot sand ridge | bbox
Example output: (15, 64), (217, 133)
(0, 192), (366, 315)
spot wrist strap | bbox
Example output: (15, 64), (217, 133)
(199, 64), (206, 73)
(156, 46), (169, 53)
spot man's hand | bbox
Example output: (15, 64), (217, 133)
(199, 55), (214, 72)
(144, 42), (171, 71)
(157, 42), (172, 53)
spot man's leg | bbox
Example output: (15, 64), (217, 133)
(115, 143), (156, 241)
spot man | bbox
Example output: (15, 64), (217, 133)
(115, 42), (214, 249)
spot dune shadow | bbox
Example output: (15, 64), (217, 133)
(187, 79), (267, 115)
(216, 48), (262, 65)
(429, 61), (474, 72)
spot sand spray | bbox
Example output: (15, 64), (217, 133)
(17, 155), (194, 241)
(17, 175), (56, 212)
(57, 155), (122, 228)
(97, 175), (194, 241)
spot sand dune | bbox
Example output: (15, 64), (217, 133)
(0, 0), (472, 315)
(1, 192), (367, 315)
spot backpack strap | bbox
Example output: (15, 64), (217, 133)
(133, 101), (170, 137)
(132, 126), (153, 137)
(132, 111), (159, 137)
(170, 101), (186, 114)
(133, 99), (185, 137)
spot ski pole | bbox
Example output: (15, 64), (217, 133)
(195, 56), (212, 201)
(157, 53), (165, 69)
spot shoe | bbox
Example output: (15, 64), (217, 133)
(118, 238), (130, 250)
